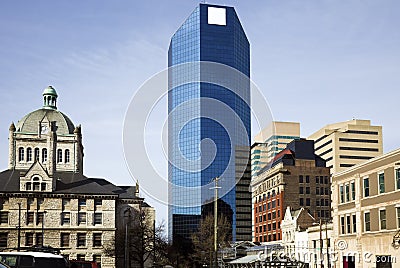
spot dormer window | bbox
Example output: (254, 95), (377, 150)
(26, 176), (46, 192)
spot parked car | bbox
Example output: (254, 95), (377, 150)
(0, 261), (10, 268)
(0, 252), (68, 268)
(69, 260), (100, 268)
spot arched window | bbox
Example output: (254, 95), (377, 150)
(27, 148), (32, 162)
(42, 148), (47, 163)
(34, 148), (40, 161)
(65, 149), (70, 163)
(26, 176), (45, 192)
(124, 208), (132, 218)
(18, 147), (24, 162)
(57, 149), (62, 163)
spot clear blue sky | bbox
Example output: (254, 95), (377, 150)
(1, 1), (399, 223)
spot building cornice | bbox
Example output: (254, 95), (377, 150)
(251, 165), (287, 188)
(333, 147), (400, 178)
(0, 192), (119, 199)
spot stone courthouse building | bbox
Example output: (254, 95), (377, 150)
(0, 86), (154, 268)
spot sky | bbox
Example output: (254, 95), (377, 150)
(1, 0), (399, 224)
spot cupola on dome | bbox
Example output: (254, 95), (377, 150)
(43, 85), (58, 109)
(15, 86), (75, 135)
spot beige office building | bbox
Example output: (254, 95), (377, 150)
(308, 119), (383, 174)
(251, 121), (300, 177)
(331, 148), (400, 268)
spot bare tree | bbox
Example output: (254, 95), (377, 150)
(103, 205), (168, 268)
(191, 214), (232, 267)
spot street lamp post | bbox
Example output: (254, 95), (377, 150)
(125, 222), (129, 268)
(211, 177), (221, 268)
(124, 208), (131, 268)
(326, 220), (330, 268)
(153, 219), (156, 267)
(319, 219), (323, 268)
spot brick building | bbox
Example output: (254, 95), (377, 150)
(250, 139), (330, 243)
(0, 87), (154, 268)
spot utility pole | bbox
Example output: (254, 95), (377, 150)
(326, 220), (330, 268)
(211, 177), (221, 268)
(17, 202), (21, 251)
(125, 222), (129, 268)
(153, 219), (156, 267)
(320, 219), (323, 268)
(124, 209), (130, 268)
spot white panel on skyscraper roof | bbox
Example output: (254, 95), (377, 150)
(208, 7), (226, 26)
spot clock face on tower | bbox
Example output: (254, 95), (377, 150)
(40, 124), (49, 134)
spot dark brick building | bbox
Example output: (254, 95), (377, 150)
(250, 139), (330, 243)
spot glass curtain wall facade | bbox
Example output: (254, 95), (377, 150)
(168, 4), (250, 243)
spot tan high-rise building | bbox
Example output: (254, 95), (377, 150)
(331, 148), (400, 268)
(308, 119), (383, 174)
(251, 121), (300, 177)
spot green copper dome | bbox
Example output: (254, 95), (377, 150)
(15, 87), (75, 135)
(42, 85), (58, 97)
(16, 109), (75, 135)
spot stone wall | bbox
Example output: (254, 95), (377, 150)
(0, 195), (118, 268)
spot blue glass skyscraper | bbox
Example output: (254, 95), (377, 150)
(168, 4), (251, 243)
